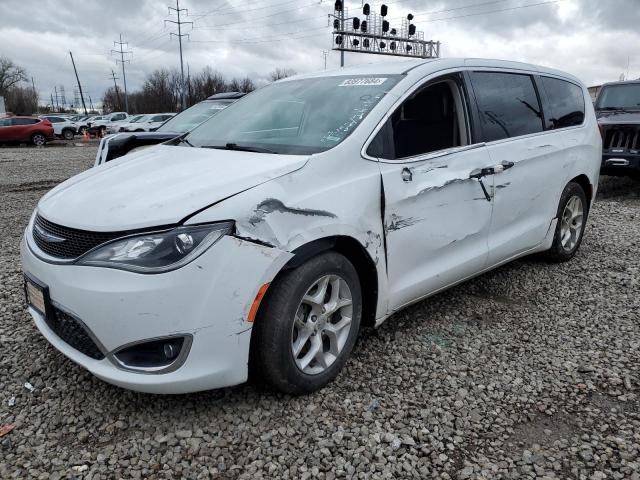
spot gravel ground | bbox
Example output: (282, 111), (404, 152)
(0, 145), (639, 480)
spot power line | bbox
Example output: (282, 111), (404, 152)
(166, 0), (192, 110)
(111, 34), (132, 112)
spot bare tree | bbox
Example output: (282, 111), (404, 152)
(229, 76), (256, 93)
(5, 86), (38, 115)
(269, 68), (296, 82)
(0, 56), (27, 96)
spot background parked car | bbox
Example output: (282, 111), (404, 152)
(69, 115), (90, 135)
(0, 117), (54, 146)
(117, 114), (149, 132)
(138, 113), (175, 132)
(95, 92), (245, 165)
(40, 115), (78, 140)
(596, 80), (640, 177)
(89, 112), (129, 136)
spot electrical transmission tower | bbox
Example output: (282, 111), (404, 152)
(112, 34), (131, 112)
(166, 0), (192, 110)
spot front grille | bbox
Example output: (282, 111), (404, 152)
(602, 126), (640, 151)
(45, 307), (105, 360)
(32, 214), (123, 259)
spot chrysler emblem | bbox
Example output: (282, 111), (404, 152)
(34, 224), (66, 243)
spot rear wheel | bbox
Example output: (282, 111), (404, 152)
(545, 182), (588, 262)
(31, 133), (46, 146)
(250, 252), (362, 394)
(62, 129), (74, 140)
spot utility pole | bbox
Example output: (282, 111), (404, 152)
(50, 93), (55, 112)
(54, 86), (60, 111)
(322, 50), (329, 69)
(89, 95), (94, 112)
(110, 69), (122, 111)
(68, 51), (88, 114)
(339, 7), (345, 67)
(112, 34), (131, 112)
(166, 0), (192, 110)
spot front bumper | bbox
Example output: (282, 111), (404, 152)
(21, 234), (292, 393)
(601, 153), (640, 176)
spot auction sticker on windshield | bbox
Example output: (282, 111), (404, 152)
(339, 78), (387, 87)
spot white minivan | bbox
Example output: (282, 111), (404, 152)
(22, 58), (600, 394)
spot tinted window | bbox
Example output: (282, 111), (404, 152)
(11, 118), (38, 125)
(471, 72), (543, 142)
(542, 77), (584, 128)
(46, 116), (64, 123)
(367, 80), (465, 159)
(0, 118), (10, 127)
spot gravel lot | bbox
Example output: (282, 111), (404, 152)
(1, 145), (639, 480)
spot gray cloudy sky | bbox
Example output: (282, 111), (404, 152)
(0, 0), (637, 109)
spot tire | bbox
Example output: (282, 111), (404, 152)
(31, 133), (46, 146)
(62, 129), (74, 140)
(250, 251), (362, 394)
(545, 182), (588, 262)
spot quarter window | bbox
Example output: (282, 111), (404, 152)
(470, 72), (543, 142)
(541, 77), (585, 128)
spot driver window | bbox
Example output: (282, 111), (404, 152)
(367, 76), (468, 160)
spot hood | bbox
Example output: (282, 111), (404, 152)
(38, 145), (309, 231)
(597, 110), (640, 125)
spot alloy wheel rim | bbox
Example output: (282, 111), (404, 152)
(291, 274), (353, 375)
(560, 195), (584, 251)
(34, 135), (45, 146)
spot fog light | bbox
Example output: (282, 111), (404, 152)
(164, 342), (178, 359)
(113, 336), (190, 372)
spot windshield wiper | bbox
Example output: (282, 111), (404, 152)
(201, 143), (277, 154)
(170, 132), (194, 147)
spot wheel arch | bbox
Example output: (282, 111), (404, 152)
(275, 235), (379, 327)
(569, 174), (593, 207)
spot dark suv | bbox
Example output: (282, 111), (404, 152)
(596, 81), (640, 177)
(94, 92), (245, 166)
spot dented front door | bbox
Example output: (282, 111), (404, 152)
(380, 145), (494, 311)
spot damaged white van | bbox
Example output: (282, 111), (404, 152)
(22, 58), (601, 394)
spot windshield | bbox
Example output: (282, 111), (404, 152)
(157, 100), (233, 133)
(183, 76), (400, 155)
(129, 115), (147, 123)
(596, 84), (640, 111)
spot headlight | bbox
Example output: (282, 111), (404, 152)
(76, 222), (233, 273)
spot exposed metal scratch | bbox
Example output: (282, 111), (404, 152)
(385, 213), (423, 232)
(248, 198), (337, 226)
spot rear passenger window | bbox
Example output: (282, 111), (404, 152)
(541, 77), (585, 128)
(470, 72), (543, 142)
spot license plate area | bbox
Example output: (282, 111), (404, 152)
(24, 274), (52, 319)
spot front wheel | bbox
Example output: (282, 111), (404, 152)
(250, 251), (362, 394)
(545, 182), (588, 262)
(62, 129), (74, 140)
